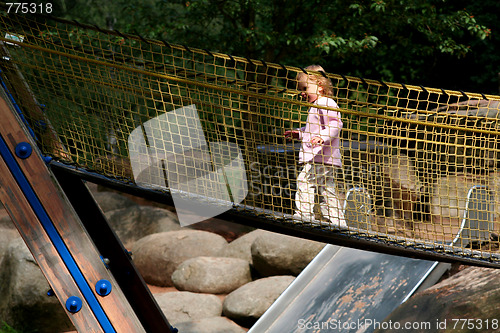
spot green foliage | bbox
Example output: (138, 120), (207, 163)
(0, 322), (22, 333)
(49, 0), (498, 94)
(309, 0), (492, 83)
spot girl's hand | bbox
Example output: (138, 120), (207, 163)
(311, 136), (324, 146)
(284, 130), (300, 140)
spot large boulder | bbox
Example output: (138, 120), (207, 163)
(154, 291), (222, 325)
(0, 238), (73, 333)
(381, 155), (423, 221)
(377, 266), (500, 333)
(174, 317), (246, 333)
(218, 229), (272, 264)
(251, 233), (325, 276)
(487, 172), (500, 235)
(405, 100), (500, 169)
(132, 230), (228, 286)
(188, 218), (254, 242)
(415, 173), (489, 243)
(92, 191), (138, 212)
(0, 209), (15, 229)
(0, 226), (20, 265)
(223, 275), (295, 326)
(106, 205), (181, 247)
(172, 256), (251, 294)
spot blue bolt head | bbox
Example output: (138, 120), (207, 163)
(15, 142), (32, 159)
(65, 296), (82, 313)
(95, 279), (112, 296)
(100, 256), (110, 268)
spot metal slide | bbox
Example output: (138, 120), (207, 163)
(249, 186), (492, 333)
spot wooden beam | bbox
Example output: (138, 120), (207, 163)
(0, 93), (146, 332)
(0, 155), (104, 332)
(53, 168), (175, 332)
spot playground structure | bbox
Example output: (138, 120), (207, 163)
(1, 8), (500, 332)
(249, 185), (489, 332)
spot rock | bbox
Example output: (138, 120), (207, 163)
(223, 275), (295, 326)
(132, 230), (228, 286)
(0, 227), (20, 265)
(106, 206), (181, 247)
(251, 233), (325, 276)
(381, 155), (422, 221)
(487, 172), (500, 235)
(154, 291), (222, 325)
(172, 256), (251, 294)
(432, 99), (500, 118)
(0, 206), (15, 230)
(0, 238), (74, 333)
(92, 191), (138, 212)
(0, 214), (13, 229)
(377, 266), (500, 333)
(189, 218), (254, 242)
(405, 100), (500, 169)
(174, 316), (246, 333)
(218, 229), (272, 264)
(415, 173), (489, 243)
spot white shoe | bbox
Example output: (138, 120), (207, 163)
(321, 214), (347, 228)
(292, 213), (315, 223)
(328, 218), (347, 228)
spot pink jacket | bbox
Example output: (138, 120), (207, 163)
(297, 97), (343, 166)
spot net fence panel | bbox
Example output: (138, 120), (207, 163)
(1, 12), (500, 264)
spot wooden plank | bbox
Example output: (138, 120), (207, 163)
(0, 95), (146, 332)
(53, 168), (175, 332)
(0, 154), (104, 333)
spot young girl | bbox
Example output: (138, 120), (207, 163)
(284, 65), (346, 227)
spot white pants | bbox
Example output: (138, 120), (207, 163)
(295, 163), (346, 226)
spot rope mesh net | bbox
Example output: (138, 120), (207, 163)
(1, 11), (500, 264)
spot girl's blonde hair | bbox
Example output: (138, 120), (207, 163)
(297, 65), (334, 97)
